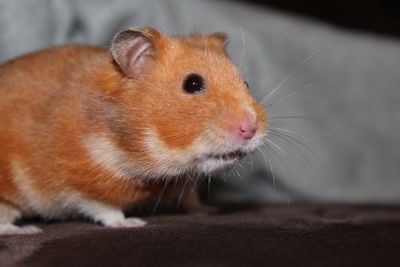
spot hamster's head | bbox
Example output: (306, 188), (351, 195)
(110, 28), (267, 179)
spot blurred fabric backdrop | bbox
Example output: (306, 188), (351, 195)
(1, 0), (399, 204)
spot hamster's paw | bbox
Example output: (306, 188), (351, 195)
(78, 200), (147, 228)
(104, 217), (147, 228)
(0, 223), (42, 235)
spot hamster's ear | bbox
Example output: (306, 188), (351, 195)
(111, 28), (161, 78)
(209, 32), (228, 48)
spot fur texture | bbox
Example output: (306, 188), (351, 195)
(0, 28), (267, 234)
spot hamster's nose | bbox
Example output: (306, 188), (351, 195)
(237, 113), (257, 140)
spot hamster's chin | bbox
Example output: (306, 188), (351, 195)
(195, 150), (246, 174)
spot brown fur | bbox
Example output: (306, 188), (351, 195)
(0, 28), (266, 219)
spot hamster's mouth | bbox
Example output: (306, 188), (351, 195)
(195, 150), (248, 174)
(206, 150), (247, 161)
(195, 149), (253, 174)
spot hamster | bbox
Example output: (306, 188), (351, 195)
(0, 27), (267, 235)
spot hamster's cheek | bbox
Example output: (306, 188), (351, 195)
(141, 128), (199, 176)
(149, 106), (210, 150)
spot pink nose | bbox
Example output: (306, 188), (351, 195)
(237, 115), (257, 140)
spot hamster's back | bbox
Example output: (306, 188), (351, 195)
(0, 45), (107, 199)
(0, 45), (105, 109)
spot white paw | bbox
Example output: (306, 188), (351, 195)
(0, 224), (42, 235)
(104, 217), (147, 228)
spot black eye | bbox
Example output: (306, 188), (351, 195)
(244, 80), (249, 89)
(183, 73), (205, 94)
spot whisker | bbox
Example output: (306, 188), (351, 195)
(176, 179), (189, 210)
(267, 130), (313, 168)
(234, 169), (243, 180)
(189, 180), (196, 194)
(269, 128), (335, 180)
(268, 129), (314, 154)
(261, 51), (316, 105)
(248, 153), (254, 172)
(271, 127), (310, 141)
(268, 128), (325, 169)
(152, 181), (169, 215)
(238, 25), (246, 70)
(264, 138), (286, 156)
(265, 81), (314, 108)
(221, 173), (227, 183)
(238, 161), (244, 169)
(269, 115), (334, 124)
(257, 146), (276, 187)
(262, 140), (298, 188)
(261, 68), (282, 93)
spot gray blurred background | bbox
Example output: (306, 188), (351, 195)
(1, 0), (399, 204)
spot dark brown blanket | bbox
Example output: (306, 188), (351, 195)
(1, 205), (400, 267)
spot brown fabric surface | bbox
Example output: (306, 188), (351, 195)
(1, 205), (400, 267)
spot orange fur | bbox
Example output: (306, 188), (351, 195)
(0, 28), (267, 225)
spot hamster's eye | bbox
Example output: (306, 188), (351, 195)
(183, 73), (205, 94)
(244, 80), (249, 89)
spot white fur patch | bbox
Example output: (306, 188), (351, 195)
(83, 114), (264, 180)
(83, 134), (148, 179)
(0, 199), (42, 235)
(10, 159), (146, 228)
(11, 160), (80, 218)
(246, 106), (257, 119)
(85, 133), (197, 179)
(10, 159), (114, 219)
(74, 197), (146, 227)
(75, 197), (124, 223)
(143, 127), (260, 175)
(143, 129), (196, 177)
(0, 203), (21, 224)
(11, 160), (59, 217)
